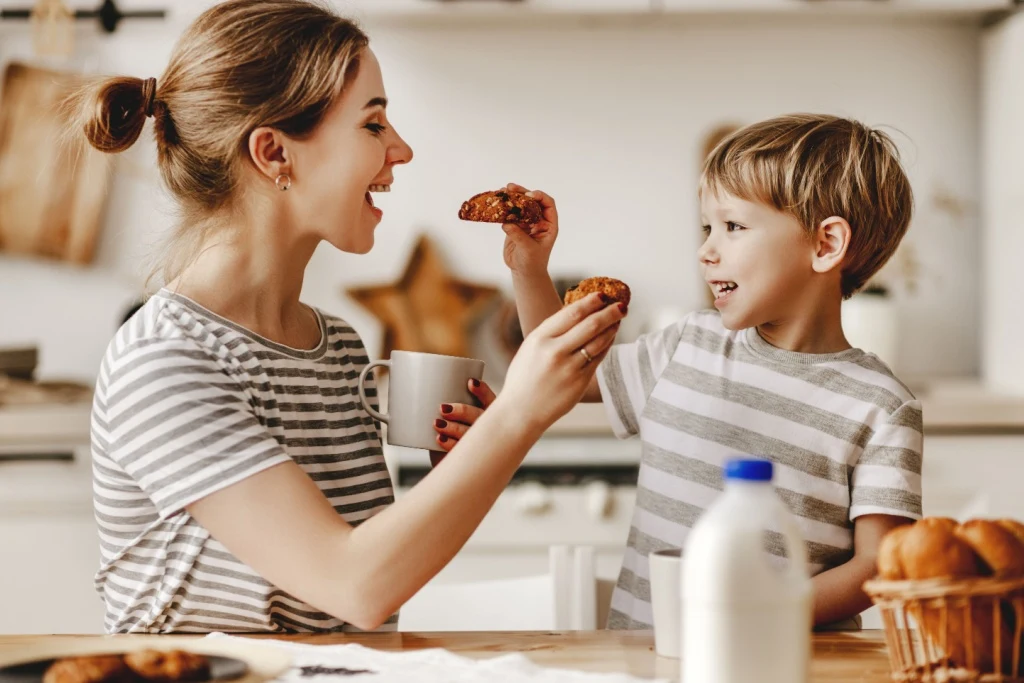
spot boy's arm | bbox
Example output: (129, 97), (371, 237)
(501, 183), (603, 403)
(818, 398), (922, 624)
(811, 513), (912, 626)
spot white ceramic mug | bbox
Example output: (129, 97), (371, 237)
(649, 548), (683, 658)
(357, 351), (485, 451)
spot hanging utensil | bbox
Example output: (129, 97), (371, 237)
(29, 0), (73, 57)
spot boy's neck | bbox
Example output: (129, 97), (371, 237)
(754, 294), (851, 355)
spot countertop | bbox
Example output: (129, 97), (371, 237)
(548, 380), (1024, 435)
(0, 630), (897, 683)
(1, 380), (1022, 462)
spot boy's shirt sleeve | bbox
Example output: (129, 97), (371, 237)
(850, 400), (924, 521)
(596, 316), (690, 439)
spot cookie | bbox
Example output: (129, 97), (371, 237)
(458, 190), (544, 225)
(563, 277), (631, 307)
(43, 656), (136, 683)
(124, 651), (209, 683)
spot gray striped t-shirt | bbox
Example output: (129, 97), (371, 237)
(91, 290), (395, 633)
(597, 310), (923, 629)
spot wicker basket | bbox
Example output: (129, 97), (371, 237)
(864, 577), (1024, 683)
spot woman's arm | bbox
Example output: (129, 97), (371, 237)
(188, 292), (624, 629)
(188, 401), (537, 630)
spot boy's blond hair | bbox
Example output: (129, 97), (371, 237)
(700, 114), (913, 298)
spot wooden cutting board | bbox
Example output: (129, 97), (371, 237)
(0, 62), (111, 264)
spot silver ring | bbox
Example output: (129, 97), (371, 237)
(579, 347), (594, 365)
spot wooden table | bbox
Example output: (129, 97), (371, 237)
(0, 630), (896, 682)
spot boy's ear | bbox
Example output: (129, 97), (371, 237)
(812, 215), (851, 275)
(247, 126), (291, 182)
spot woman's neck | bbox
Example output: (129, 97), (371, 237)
(166, 207), (322, 349)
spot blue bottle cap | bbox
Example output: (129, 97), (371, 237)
(724, 458), (773, 482)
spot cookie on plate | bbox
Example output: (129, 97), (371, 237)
(458, 190), (544, 225)
(43, 656), (136, 683)
(124, 651), (210, 683)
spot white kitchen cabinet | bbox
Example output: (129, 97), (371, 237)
(981, 10), (1024, 394)
(0, 437), (103, 634)
(921, 434), (1024, 520)
(396, 482), (635, 585)
(0, 512), (105, 634)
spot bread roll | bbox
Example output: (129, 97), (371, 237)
(997, 519), (1024, 548)
(897, 519), (994, 671)
(899, 518), (983, 580)
(956, 520), (1024, 577)
(877, 525), (911, 580)
(929, 517), (960, 533)
(876, 517), (1024, 675)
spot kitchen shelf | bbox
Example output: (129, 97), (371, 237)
(655, 0), (1014, 17)
(159, 0), (1016, 24)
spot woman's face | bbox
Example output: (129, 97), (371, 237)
(288, 48), (413, 254)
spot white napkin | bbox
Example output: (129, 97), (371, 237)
(207, 633), (665, 683)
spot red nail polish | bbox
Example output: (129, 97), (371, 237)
(441, 404), (453, 414)
(435, 419), (448, 429)
(470, 379), (480, 388)
(439, 435), (449, 443)
(599, 293), (612, 304)
(618, 302), (628, 314)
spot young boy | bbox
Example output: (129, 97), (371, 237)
(501, 114), (922, 629)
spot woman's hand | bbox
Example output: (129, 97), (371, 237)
(495, 292), (625, 437)
(502, 183), (558, 277)
(428, 380), (497, 465)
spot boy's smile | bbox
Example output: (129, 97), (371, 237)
(710, 281), (738, 306)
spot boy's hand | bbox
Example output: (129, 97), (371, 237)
(428, 380), (498, 465)
(501, 183), (558, 277)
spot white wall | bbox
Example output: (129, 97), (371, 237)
(0, 13), (981, 382)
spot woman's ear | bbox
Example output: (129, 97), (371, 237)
(247, 126), (290, 181)
(812, 215), (852, 275)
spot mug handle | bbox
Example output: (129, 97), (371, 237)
(358, 360), (390, 425)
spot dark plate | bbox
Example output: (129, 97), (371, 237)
(0, 655), (248, 683)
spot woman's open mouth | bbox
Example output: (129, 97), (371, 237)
(365, 184), (390, 217)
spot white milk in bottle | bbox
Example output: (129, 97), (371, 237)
(681, 458), (812, 683)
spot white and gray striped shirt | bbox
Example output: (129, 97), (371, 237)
(597, 310), (923, 629)
(91, 290), (395, 633)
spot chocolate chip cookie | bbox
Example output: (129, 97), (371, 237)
(563, 277), (631, 307)
(458, 190), (544, 225)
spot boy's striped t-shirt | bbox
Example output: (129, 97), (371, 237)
(597, 310), (923, 629)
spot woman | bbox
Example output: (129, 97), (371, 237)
(71, 0), (624, 633)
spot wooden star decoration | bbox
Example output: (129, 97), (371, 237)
(346, 235), (500, 360)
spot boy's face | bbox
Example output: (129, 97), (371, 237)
(699, 189), (815, 331)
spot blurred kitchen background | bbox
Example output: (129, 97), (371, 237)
(1, 0), (1023, 634)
